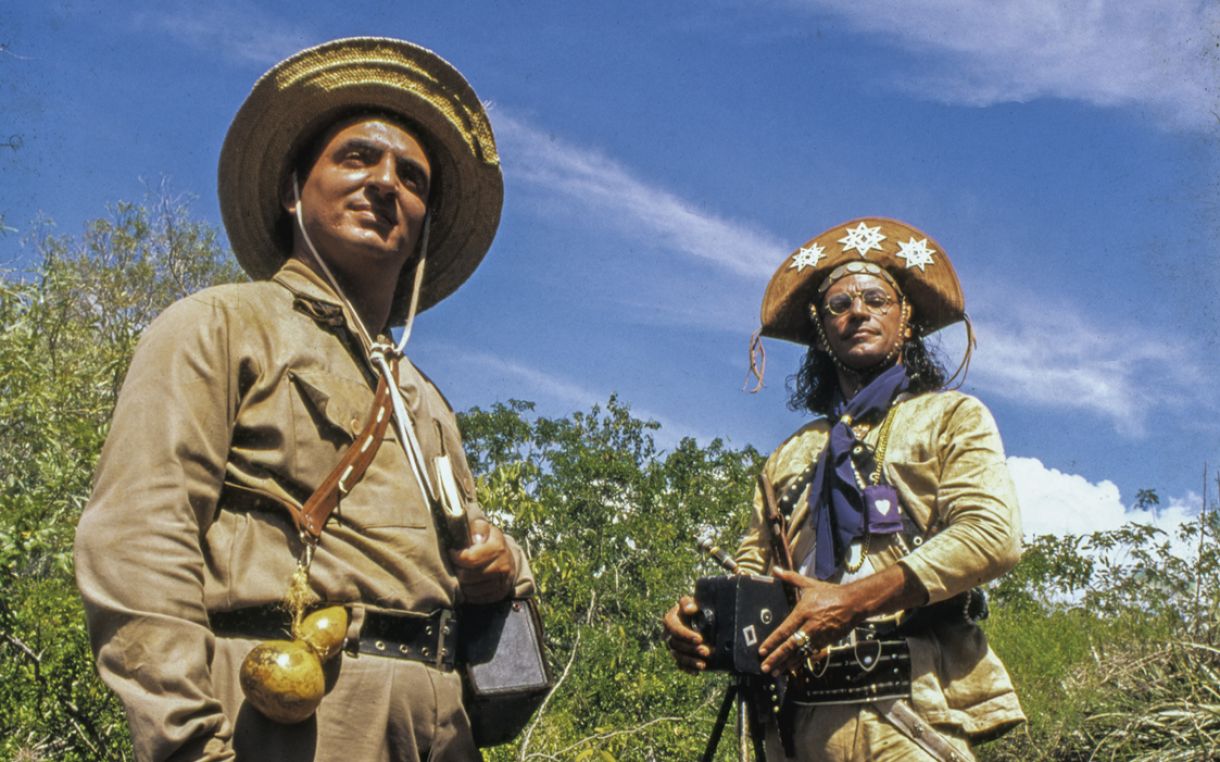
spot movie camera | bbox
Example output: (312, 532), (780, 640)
(691, 539), (792, 676)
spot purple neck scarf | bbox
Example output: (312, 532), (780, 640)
(807, 363), (910, 580)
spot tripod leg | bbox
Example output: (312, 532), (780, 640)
(701, 683), (738, 762)
(742, 684), (768, 762)
(750, 717), (768, 762)
(737, 691), (750, 762)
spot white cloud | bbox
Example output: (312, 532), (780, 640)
(494, 112), (787, 279)
(786, 0), (1219, 131)
(949, 291), (1214, 436)
(132, 4), (311, 66)
(1008, 455), (1198, 538)
(450, 349), (607, 412)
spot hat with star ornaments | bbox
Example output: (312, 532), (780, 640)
(746, 217), (972, 389)
(761, 217), (966, 345)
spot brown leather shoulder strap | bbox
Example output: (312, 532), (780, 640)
(297, 357), (396, 539)
(759, 472), (795, 572)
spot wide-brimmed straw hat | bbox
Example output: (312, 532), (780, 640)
(218, 37), (503, 321)
(760, 217), (966, 345)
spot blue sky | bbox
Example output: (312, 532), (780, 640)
(2, 1), (1218, 538)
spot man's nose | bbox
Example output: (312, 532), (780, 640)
(367, 156), (398, 195)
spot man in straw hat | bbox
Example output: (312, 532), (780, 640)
(663, 218), (1024, 760)
(75, 38), (533, 761)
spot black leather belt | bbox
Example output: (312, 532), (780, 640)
(209, 605), (458, 670)
(787, 589), (989, 707)
(791, 630), (912, 706)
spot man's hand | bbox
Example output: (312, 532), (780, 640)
(757, 563), (928, 676)
(662, 595), (710, 673)
(450, 519), (516, 604)
(758, 568), (859, 676)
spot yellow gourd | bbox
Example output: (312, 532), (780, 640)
(239, 639), (325, 724)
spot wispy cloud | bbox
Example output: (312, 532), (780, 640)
(494, 112), (788, 279)
(493, 109), (1216, 435)
(432, 347), (714, 446)
(960, 291), (1214, 436)
(783, 0), (1219, 131)
(131, 3), (311, 67)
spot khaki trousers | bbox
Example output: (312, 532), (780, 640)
(764, 703), (975, 762)
(213, 637), (479, 762)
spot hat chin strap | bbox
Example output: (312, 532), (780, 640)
(291, 172), (429, 355)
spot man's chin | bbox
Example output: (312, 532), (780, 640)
(839, 350), (890, 371)
(323, 232), (410, 263)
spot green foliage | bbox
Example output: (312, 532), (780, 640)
(0, 191), (243, 761)
(459, 398), (765, 760)
(981, 513), (1220, 761)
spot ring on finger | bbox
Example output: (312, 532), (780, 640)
(790, 630), (810, 648)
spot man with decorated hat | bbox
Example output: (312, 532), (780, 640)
(75, 38), (533, 761)
(663, 218), (1024, 760)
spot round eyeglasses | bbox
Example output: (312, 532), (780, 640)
(821, 288), (897, 317)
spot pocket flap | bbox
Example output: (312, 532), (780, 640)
(289, 368), (376, 440)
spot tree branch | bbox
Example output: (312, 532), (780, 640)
(517, 589), (597, 761)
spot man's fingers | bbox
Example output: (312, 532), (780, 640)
(662, 604), (703, 645)
(771, 567), (797, 582)
(760, 635), (797, 674)
(452, 523), (515, 604)
(459, 574), (513, 603)
(663, 596), (712, 673)
(456, 567), (512, 586)
(452, 524), (507, 567)
(468, 517), (492, 545)
(462, 585), (509, 604)
(758, 610), (802, 657)
(672, 652), (708, 673)
(668, 637), (709, 659)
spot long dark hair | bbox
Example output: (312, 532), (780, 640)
(787, 335), (947, 416)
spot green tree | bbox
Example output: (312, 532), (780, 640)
(460, 398), (766, 760)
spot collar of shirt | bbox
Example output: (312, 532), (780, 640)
(272, 258), (389, 366)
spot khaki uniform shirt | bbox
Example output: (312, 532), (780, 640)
(736, 391), (1025, 740)
(75, 260), (533, 761)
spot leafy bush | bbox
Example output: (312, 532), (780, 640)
(460, 398), (764, 760)
(981, 514), (1219, 761)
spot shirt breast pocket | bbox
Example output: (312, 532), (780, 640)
(287, 368), (428, 529)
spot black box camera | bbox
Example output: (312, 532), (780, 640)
(693, 575), (791, 675)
